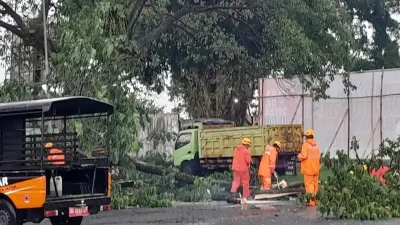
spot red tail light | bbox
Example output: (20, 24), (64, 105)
(45, 210), (58, 217)
(100, 205), (111, 211)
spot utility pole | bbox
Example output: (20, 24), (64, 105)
(42, 0), (49, 83)
(42, 0), (51, 132)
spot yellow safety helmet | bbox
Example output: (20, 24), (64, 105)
(45, 142), (53, 148)
(304, 129), (315, 137)
(273, 141), (281, 148)
(242, 138), (251, 146)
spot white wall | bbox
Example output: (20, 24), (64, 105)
(258, 68), (400, 158)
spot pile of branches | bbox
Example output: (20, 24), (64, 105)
(110, 152), (235, 209)
(317, 136), (400, 220)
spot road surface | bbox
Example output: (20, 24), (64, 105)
(29, 201), (400, 225)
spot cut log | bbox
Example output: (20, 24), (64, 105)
(285, 182), (304, 188)
(254, 192), (299, 200)
(228, 198), (295, 204)
(253, 187), (305, 195)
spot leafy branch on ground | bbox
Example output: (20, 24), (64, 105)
(111, 152), (230, 209)
(317, 136), (400, 220)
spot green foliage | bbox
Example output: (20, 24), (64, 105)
(0, 79), (43, 102)
(110, 153), (232, 208)
(317, 136), (400, 220)
(111, 183), (173, 209)
(342, 0), (400, 70)
(165, 0), (355, 123)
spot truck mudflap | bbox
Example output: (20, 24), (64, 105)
(43, 193), (111, 217)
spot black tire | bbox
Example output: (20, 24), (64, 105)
(180, 160), (196, 175)
(49, 216), (83, 225)
(0, 199), (20, 225)
(251, 157), (261, 170)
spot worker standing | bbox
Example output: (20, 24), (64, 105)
(45, 142), (65, 165)
(298, 129), (320, 206)
(231, 138), (252, 205)
(258, 141), (280, 190)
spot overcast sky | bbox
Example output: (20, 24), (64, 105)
(0, 14), (399, 114)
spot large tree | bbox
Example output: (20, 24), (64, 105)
(0, 0), (355, 136)
(165, 0), (355, 123)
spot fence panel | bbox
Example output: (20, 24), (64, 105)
(258, 68), (400, 158)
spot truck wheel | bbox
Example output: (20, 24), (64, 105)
(0, 199), (19, 225)
(49, 216), (83, 225)
(180, 161), (196, 175)
(251, 157), (261, 170)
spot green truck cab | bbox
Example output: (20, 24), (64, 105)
(173, 119), (303, 176)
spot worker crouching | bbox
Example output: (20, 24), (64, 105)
(258, 141), (280, 190)
(364, 164), (390, 185)
(298, 129), (320, 206)
(231, 138), (252, 205)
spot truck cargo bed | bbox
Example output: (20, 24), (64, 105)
(200, 125), (303, 158)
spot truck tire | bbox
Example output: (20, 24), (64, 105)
(0, 199), (21, 225)
(49, 216), (83, 225)
(251, 157), (261, 170)
(180, 160), (196, 175)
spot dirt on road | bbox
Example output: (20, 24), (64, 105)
(28, 201), (400, 225)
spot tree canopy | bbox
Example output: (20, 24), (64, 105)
(0, 0), (396, 124)
(343, 0), (400, 70)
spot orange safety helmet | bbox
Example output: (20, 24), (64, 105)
(273, 141), (281, 148)
(45, 142), (53, 148)
(304, 129), (315, 137)
(242, 138), (251, 146)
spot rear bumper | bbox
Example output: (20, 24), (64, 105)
(44, 194), (111, 210)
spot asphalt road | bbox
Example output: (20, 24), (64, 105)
(29, 202), (400, 225)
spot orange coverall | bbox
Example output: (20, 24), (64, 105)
(298, 138), (320, 206)
(258, 146), (278, 190)
(47, 148), (65, 165)
(231, 145), (251, 198)
(370, 166), (390, 185)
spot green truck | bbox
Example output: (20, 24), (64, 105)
(173, 119), (303, 176)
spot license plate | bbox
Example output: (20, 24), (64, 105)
(68, 206), (89, 217)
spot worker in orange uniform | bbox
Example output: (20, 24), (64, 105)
(45, 142), (65, 165)
(298, 129), (320, 206)
(231, 137), (252, 205)
(258, 141), (280, 190)
(367, 165), (390, 185)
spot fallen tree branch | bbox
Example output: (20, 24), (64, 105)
(252, 187), (305, 195)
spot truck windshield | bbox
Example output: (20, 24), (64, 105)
(175, 133), (191, 149)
